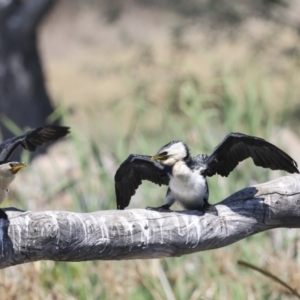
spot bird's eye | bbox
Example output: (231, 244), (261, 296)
(9, 163), (14, 168)
(159, 151), (168, 155)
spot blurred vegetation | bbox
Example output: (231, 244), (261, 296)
(1, 0), (300, 299)
(2, 67), (299, 299)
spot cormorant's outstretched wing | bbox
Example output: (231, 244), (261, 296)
(201, 132), (299, 177)
(0, 125), (70, 161)
(115, 154), (170, 210)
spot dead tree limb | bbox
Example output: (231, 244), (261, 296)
(0, 174), (300, 269)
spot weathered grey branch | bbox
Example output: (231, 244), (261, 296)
(0, 174), (300, 269)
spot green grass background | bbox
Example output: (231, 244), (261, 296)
(1, 1), (300, 299)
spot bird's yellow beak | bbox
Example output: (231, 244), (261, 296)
(10, 163), (27, 174)
(150, 154), (168, 162)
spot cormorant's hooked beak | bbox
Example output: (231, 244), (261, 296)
(150, 154), (168, 163)
(10, 163), (27, 174)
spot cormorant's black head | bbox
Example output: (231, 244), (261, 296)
(150, 140), (190, 166)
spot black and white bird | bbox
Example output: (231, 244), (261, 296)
(115, 133), (299, 212)
(0, 162), (26, 205)
(0, 125), (70, 219)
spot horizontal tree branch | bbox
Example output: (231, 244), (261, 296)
(1, 174), (300, 269)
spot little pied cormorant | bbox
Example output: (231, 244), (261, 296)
(0, 125), (70, 219)
(0, 162), (26, 204)
(115, 132), (299, 212)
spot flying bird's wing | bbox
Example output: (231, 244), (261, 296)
(115, 154), (170, 210)
(201, 132), (299, 177)
(0, 125), (70, 161)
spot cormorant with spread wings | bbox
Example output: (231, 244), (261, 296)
(115, 133), (299, 211)
(0, 125), (70, 219)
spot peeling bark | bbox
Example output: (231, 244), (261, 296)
(0, 174), (300, 269)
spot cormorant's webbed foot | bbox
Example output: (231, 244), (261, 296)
(146, 205), (173, 212)
(198, 203), (218, 216)
(0, 209), (8, 220)
(196, 203), (210, 213)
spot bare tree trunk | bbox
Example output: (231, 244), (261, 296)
(0, 174), (299, 269)
(0, 0), (57, 158)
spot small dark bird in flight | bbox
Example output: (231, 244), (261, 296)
(115, 133), (299, 212)
(0, 125), (70, 219)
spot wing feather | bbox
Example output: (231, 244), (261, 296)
(203, 133), (299, 177)
(0, 125), (70, 161)
(115, 154), (170, 209)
